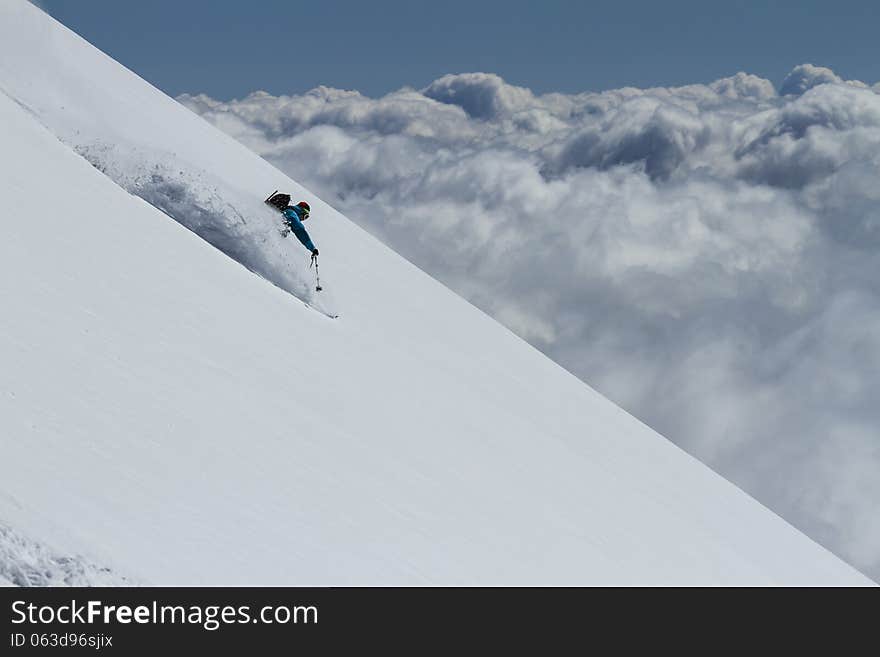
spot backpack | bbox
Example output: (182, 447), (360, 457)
(264, 190), (291, 212)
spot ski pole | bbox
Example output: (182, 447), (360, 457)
(310, 253), (323, 291)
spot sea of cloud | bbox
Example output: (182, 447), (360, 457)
(180, 63), (880, 580)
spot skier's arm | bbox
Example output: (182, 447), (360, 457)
(283, 209), (317, 253)
(291, 223), (317, 253)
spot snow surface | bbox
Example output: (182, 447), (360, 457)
(0, 524), (131, 586)
(0, 0), (870, 585)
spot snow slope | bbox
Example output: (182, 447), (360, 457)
(0, 0), (870, 585)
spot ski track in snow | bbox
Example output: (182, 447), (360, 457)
(0, 524), (132, 587)
(73, 141), (337, 318)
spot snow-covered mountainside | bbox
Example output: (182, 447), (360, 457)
(0, 0), (870, 584)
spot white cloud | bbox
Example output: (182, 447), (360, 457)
(780, 63), (846, 96)
(735, 84), (880, 188)
(422, 72), (538, 119)
(710, 71), (778, 100)
(180, 65), (880, 580)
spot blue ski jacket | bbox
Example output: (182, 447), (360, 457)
(282, 206), (317, 253)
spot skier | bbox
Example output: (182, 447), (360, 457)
(265, 191), (318, 256)
(281, 200), (319, 257)
(264, 191), (331, 298)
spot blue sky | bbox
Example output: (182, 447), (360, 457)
(38, 0), (879, 98)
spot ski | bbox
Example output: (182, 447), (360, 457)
(303, 301), (339, 319)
